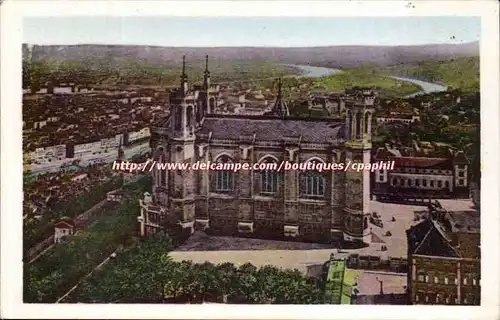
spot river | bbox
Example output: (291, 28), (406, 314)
(289, 64), (447, 97)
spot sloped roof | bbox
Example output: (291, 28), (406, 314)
(198, 116), (344, 143)
(408, 219), (460, 258)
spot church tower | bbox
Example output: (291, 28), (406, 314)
(164, 55), (197, 236)
(343, 88), (375, 244)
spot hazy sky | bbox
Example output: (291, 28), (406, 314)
(23, 16), (480, 47)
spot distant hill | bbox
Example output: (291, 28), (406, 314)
(26, 42), (479, 68)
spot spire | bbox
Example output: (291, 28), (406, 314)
(180, 55), (188, 94)
(266, 78), (290, 118)
(203, 55), (210, 89)
(277, 77), (282, 98)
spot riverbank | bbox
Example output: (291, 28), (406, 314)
(289, 64), (448, 98)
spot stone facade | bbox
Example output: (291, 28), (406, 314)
(138, 56), (375, 244)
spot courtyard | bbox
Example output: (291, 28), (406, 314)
(169, 199), (475, 275)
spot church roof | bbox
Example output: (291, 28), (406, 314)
(198, 115), (344, 143)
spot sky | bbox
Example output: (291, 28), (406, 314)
(23, 16), (480, 47)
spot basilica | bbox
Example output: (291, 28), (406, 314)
(138, 56), (375, 244)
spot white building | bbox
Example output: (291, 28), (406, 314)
(128, 127), (151, 143)
(54, 219), (75, 244)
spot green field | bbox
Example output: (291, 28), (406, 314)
(313, 67), (421, 98)
(380, 57), (479, 92)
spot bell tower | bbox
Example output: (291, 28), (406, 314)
(343, 88), (375, 244)
(165, 55), (197, 236)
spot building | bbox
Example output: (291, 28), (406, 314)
(54, 218), (76, 244)
(406, 202), (480, 305)
(308, 92), (346, 116)
(372, 144), (470, 201)
(138, 56), (375, 245)
(376, 113), (420, 125)
(107, 190), (124, 202)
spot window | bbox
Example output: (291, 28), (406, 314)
(425, 295), (429, 302)
(364, 112), (371, 134)
(430, 180), (435, 187)
(408, 179), (413, 187)
(454, 278), (458, 285)
(417, 274), (425, 282)
(423, 179), (428, 187)
(392, 177), (398, 186)
(303, 171), (325, 197)
(415, 294), (420, 302)
(355, 112), (362, 139)
(444, 277), (449, 284)
(215, 156), (234, 192)
(333, 272), (340, 279)
(444, 181), (450, 189)
(459, 171), (464, 177)
(260, 158), (279, 195)
(174, 108), (182, 131)
(463, 277), (468, 285)
(425, 275), (429, 283)
(434, 276), (439, 284)
(473, 278), (477, 286)
(416, 179), (420, 187)
(186, 105), (193, 128)
(458, 179), (464, 185)
(438, 181), (442, 188)
(346, 110), (352, 140)
(158, 153), (166, 186)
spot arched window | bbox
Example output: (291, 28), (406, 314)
(214, 155), (234, 192)
(159, 154), (167, 186)
(346, 110), (352, 140)
(209, 97), (215, 111)
(260, 157), (279, 195)
(154, 148), (167, 187)
(355, 111), (362, 139)
(301, 161), (326, 197)
(186, 105), (193, 128)
(174, 108), (182, 131)
(364, 112), (371, 134)
(444, 181), (450, 189)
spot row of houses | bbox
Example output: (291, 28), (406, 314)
(24, 127), (150, 166)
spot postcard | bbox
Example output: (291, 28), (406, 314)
(1, 1), (499, 319)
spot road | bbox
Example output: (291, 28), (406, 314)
(55, 250), (117, 303)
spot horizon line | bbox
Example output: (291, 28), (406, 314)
(23, 41), (480, 49)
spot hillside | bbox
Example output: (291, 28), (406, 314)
(380, 57), (480, 92)
(25, 42), (479, 68)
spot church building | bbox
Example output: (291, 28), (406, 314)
(138, 56), (375, 245)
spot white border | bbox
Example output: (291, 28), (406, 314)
(1, 1), (499, 319)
